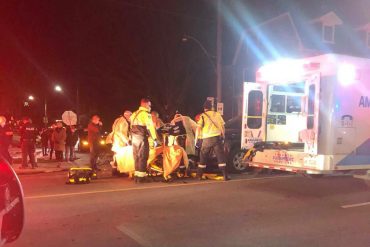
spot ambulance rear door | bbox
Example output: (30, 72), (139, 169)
(304, 73), (321, 155)
(241, 82), (267, 149)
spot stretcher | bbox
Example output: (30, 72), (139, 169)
(114, 144), (189, 179)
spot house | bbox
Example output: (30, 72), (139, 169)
(228, 10), (370, 116)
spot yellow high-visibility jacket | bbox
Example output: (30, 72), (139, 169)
(130, 107), (157, 140)
(197, 111), (225, 139)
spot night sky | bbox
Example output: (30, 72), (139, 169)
(0, 0), (369, 127)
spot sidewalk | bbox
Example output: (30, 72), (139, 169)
(10, 147), (91, 175)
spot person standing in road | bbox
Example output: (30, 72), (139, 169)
(52, 121), (66, 162)
(195, 100), (230, 181)
(88, 115), (102, 171)
(65, 125), (78, 161)
(19, 117), (38, 169)
(40, 127), (50, 156)
(111, 110), (132, 148)
(130, 98), (158, 183)
(49, 123), (56, 160)
(0, 116), (13, 164)
(109, 110), (132, 165)
(149, 111), (164, 148)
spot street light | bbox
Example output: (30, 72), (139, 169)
(182, 34), (222, 103)
(28, 95), (35, 101)
(43, 85), (63, 125)
(182, 34), (216, 70)
(54, 85), (62, 92)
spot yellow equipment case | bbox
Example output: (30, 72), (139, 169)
(66, 167), (97, 184)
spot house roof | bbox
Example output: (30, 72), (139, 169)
(310, 11), (343, 26)
(356, 23), (370, 32)
(232, 8), (370, 66)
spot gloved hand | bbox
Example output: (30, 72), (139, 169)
(195, 139), (202, 149)
(153, 139), (159, 148)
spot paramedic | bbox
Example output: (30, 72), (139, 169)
(150, 111), (164, 148)
(111, 110), (132, 148)
(0, 116), (13, 164)
(19, 117), (38, 169)
(130, 98), (158, 183)
(110, 110), (132, 167)
(88, 115), (102, 171)
(195, 100), (229, 181)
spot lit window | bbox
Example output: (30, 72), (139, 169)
(322, 25), (335, 43)
(286, 96), (302, 113)
(247, 90), (263, 129)
(307, 85), (315, 129)
(270, 95), (285, 113)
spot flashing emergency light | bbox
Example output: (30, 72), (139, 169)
(337, 63), (357, 86)
(258, 59), (306, 83)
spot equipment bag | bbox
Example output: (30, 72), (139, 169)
(66, 167), (96, 184)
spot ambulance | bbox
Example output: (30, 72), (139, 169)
(241, 53), (370, 176)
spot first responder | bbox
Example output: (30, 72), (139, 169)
(149, 111), (164, 148)
(130, 98), (158, 183)
(109, 110), (132, 167)
(0, 116), (13, 164)
(195, 100), (230, 181)
(19, 117), (38, 169)
(111, 110), (132, 148)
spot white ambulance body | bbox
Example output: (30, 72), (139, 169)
(242, 53), (370, 174)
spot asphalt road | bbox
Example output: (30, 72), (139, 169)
(8, 172), (370, 247)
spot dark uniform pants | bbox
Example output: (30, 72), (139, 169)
(199, 136), (226, 168)
(132, 134), (149, 177)
(21, 140), (36, 168)
(90, 142), (100, 170)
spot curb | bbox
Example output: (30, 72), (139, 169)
(15, 168), (70, 176)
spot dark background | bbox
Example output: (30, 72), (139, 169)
(0, 0), (369, 127)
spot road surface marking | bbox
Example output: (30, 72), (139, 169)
(341, 202), (370, 209)
(116, 225), (152, 247)
(25, 175), (292, 200)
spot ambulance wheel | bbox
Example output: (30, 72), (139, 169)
(227, 148), (248, 173)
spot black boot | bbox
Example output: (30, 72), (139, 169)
(136, 176), (151, 184)
(220, 167), (230, 181)
(178, 166), (186, 178)
(197, 167), (205, 180)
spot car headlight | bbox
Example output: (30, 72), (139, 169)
(82, 141), (89, 146)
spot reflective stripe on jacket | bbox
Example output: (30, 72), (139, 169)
(130, 107), (157, 139)
(197, 111), (225, 139)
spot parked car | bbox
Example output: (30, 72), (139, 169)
(77, 130), (110, 153)
(223, 116), (249, 173)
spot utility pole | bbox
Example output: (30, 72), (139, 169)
(216, 0), (223, 103)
